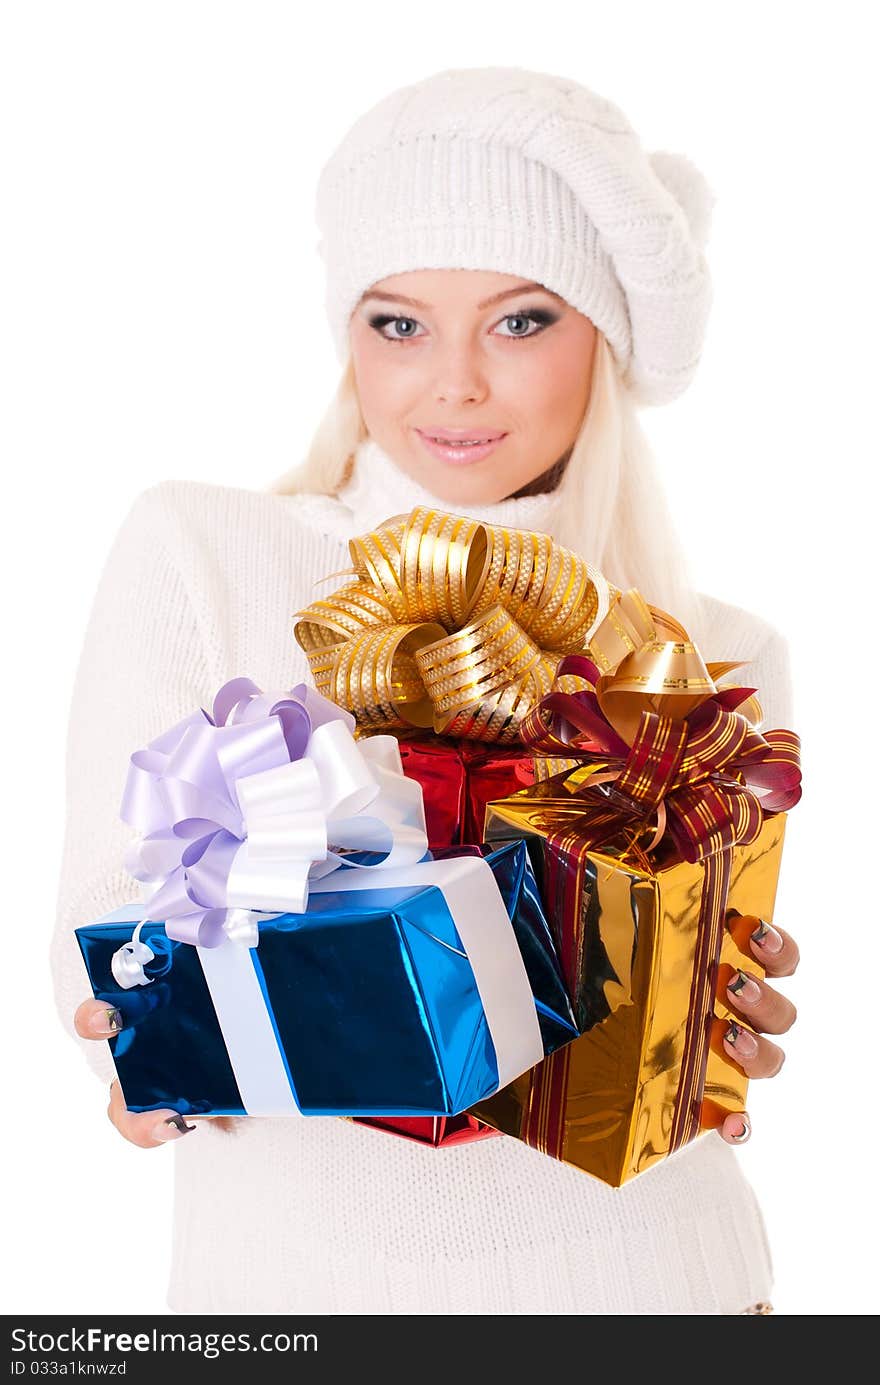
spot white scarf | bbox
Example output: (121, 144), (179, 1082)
(334, 435), (564, 537)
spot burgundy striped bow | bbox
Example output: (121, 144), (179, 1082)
(520, 653), (801, 863)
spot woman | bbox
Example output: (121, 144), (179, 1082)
(55, 66), (799, 1315)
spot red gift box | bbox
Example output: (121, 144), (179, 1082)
(351, 1113), (501, 1148)
(396, 735), (537, 848)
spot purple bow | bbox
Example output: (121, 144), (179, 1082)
(119, 677), (360, 947)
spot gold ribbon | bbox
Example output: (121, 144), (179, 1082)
(294, 507), (612, 744)
(557, 586), (764, 743)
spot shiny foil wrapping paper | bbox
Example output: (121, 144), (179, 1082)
(395, 735), (537, 851)
(76, 840), (578, 1119)
(353, 1114), (501, 1148)
(470, 779), (786, 1186)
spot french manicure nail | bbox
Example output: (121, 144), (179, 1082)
(153, 1114), (197, 1142)
(751, 919), (783, 955)
(89, 1007), (123, 1036)
(723, 1019), (759, 1058)
(729, 1113), (752, 1143)
(728, 969), (761, 1006)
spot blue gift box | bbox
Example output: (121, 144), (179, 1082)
(75, 840), (578, 1118)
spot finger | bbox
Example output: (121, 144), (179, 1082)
(724, 966), (798, 1035)
(721, 1019), (786, 1079)
(748, 919), (800, 978)
(719, 1111), (752, 1145)
(107, 1079), (198, 1149)
(74, 998), (124, 1040)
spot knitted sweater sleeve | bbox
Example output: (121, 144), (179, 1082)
(696, 592), (795, 733)
(745, 625), (794, 733)
(49, 485), (213, 1087)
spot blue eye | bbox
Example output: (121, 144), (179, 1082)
(368, 314), (426, 341)
(495, 310), (557, 337)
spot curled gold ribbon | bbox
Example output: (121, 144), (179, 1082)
(534, 586), (765, 784)
(583, 587), (763, 743)
(294, 506), (612, 743)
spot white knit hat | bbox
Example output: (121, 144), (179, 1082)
(315, 66), (716, 407)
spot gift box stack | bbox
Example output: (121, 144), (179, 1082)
(77, 505), (801, 1185)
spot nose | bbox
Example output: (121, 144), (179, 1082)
(432, 342), (490, 407)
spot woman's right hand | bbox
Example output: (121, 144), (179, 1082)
(74, 999), (198, 1148)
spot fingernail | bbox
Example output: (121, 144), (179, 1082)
(153, 1114), (197, 1142)
(727, 969), (761, 1006)
(729, 1113), (752, 1143)
(89, 1007), (124, 1036)
(751, 919), (783, 955)
(723, 1019), (759, 1058)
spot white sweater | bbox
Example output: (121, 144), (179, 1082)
(51, 437), (793, 1315)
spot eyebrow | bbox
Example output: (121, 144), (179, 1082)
(358, 281), (565, 311)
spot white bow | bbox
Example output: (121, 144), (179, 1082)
(225, 721), (428, 917)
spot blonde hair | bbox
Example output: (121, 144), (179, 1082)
(268, 332), (705, 642)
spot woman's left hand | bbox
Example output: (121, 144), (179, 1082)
(717, 917), (799, 1146)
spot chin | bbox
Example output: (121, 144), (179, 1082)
(403, 458), (513, 506)
(421, 473), (511, 507)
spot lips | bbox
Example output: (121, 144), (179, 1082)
(417, 427), (507, 443)
(414, 429), (508, 465)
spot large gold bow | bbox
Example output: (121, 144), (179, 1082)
(293, 506), (612, 743)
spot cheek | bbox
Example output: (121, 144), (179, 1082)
(533, 336), (592, 416)
(350, 335), (384, 403)
(350, 338), (420, 426)
(495, 331), (594, 437)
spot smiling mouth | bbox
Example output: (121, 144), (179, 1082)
(415, 429), (512, 462)
(413, 432), (509, 468)
(418, 430), (506, 442)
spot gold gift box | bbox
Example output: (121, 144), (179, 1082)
(471, 771), (786, 1187)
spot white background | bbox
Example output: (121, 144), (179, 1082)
(3, 0), (877, 1317)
